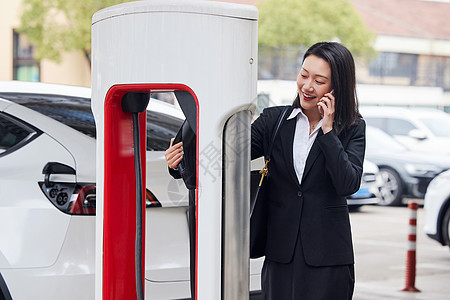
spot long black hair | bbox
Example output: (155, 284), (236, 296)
(293, 42), (361, 135)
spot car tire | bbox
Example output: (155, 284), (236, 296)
(441, 206), (450, 248)
(378, 167), (403, 206)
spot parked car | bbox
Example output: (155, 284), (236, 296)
(346, 159), (381, 209)
(360, 106), (450, 155)
(0, 81), (262, 299)
(365, 126), (450, 206)
(424, 169), (450, 249)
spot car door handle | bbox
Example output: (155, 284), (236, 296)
(42, 162), (76, 187)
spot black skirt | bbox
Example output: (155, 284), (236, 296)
(261, 228), (355, 300)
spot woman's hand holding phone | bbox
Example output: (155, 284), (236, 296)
(165, 138), (184, 169)
(317, 89), (335, 134)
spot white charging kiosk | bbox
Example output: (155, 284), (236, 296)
(91, 1), (258, 299)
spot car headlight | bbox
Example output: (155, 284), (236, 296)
(405, 163), (442, 177)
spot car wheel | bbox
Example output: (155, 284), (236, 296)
(378, 167), (403, 206)
(442, 206), (450, 248)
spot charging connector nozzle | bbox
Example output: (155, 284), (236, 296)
(121, 92), (150, 113)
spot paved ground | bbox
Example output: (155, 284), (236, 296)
(350, 204), (450, 300)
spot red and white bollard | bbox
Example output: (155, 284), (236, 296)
(401, 201), (421, 292)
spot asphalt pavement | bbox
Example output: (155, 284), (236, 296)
(350, 204), (450, 300)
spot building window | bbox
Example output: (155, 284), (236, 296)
(13, 30), (40, 82)
(369, 52), (418, 82)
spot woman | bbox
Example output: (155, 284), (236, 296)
(165, 42), (365, 299)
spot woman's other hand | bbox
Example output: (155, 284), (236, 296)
(165, 138), (183, 169)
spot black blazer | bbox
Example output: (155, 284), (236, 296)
(252, 105), (366, 266)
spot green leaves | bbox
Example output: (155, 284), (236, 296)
(18, 0), (132, 65)
(257, 0), (375, 56)
(18, 0), (375, 67)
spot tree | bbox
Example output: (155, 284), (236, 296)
(257, 0), (375, 56)
(18, 0), (132, 67)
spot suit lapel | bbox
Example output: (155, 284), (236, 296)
(301, 129), (324, 182)
(279, 117), (301, 188)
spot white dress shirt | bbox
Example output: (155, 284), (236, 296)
(288, 108), (323, 185)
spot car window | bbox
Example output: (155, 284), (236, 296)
(0, 93), (96, 138)
(0, 93), (183, 151)
(147, 111), (183, 151)
(0, 112), (40, 156)
(386, 118), (416, 136)
(419, 116), (450, 137)
(363, 117), (386, 131)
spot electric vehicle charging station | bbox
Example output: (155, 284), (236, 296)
(91, 1), (258, 299)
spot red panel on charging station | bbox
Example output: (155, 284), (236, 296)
(103, 84), (199, 299)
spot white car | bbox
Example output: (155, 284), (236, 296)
(0, 81), (263, 299)
(360, 106), (450, 155)
(424, 169), (450, 249)
(346, 159), (381, 209)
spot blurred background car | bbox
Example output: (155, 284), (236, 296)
(365, 126), (450, 206)
(424, 169), (450, 249)
(360, 106), (450, 155)
(346, 159), (381, 210)
(0, 81), (268, 299)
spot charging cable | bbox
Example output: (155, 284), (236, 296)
(122, 92), (150, 300)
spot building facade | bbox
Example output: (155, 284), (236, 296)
(350, 0), (450, 88)
(0, 0), (91, 87)
(1, 0), (450, 110)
